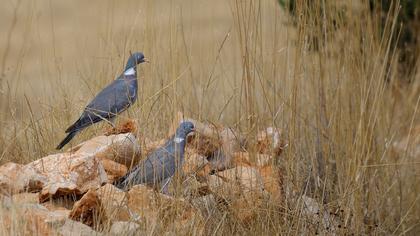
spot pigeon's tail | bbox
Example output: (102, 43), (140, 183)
(113, 168), (140, 191)
(113, 177), (129, 190)
(65, 118), (83, 133)
(56, 131), (78, 150)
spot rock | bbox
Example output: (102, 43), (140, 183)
(97, 184), (130, 222)
(42, 199), (74, 211)
(0, 162), (46, 194)
(127, 185), (204, 232)
(254, 154), (274, 166)
(11, 192), (39, 205)
(189, 132), (221, 158)
(42, 209), (71, 228)
(71, 133), (141, 167)
(191, 194), (219, 217)
(216, 166), (265, 192)
(195, 163), (213, 180)
(301, 195), (341, 234)
(59, 219), (102, 236)
(69, 184), (130, 227)
(392, 124), (420, 159)
(19, 204), (58, 235)
(259, 165), (283, 204)
(69, 189), (105, 227)
(206, 175), (234, 196)
(0, 203), (70, 235)
(203, 128), (245, 171)
(170, 112), (247, 171)
(256, 127), (287, 157)
(109, 221), (141, 236)
(0, 162), (24, 194)
(98, 158), (128, 183)
(142, 138), (166, 157)
(180, 176), (210, 198)
(232, 152), (253, 167)
(183, 148), (209, 176)
(233, 152), (275, 167)
(24, 153), (108, 202)
(206, 166), (268, 224)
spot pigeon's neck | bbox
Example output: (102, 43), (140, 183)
(174, 136), (185, 144)
(167, 134), (187, 156)
(123, 67), (137, 77)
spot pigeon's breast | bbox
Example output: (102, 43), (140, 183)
(124, 77), (138, 104)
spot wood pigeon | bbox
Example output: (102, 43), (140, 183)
(114, 121), (195, 193)
(56, 52), (147, 150)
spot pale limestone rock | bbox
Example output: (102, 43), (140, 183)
(0, 162), (46, 194)
(0, 162), (23, 193)
(109, 221), (141, 236)
(69, 189), (104, 227)
(183, 148), (209, 176)
(191, 194), (218, 217)
(233, 152), (275, 167)
(301, 195), (341, 234)
(206, 166), (270, 224)
(72, 133), (141, 167)
(259, 165), (283, 204)
(127, 185), (204, 232)
(392, 124), (420, 159)
(0, 203), (70, 235)
(97, 184), (130, 222)
(256, 127), (287, 157)
(11, 192), (39, 205)
(216, 166), (264, 192)
(142, 138), (166, 157)
(69, 184), (130, 227)
(59, 219), (102, 236)
(24, 153), (108, 202)
(98, 158), (128, 183)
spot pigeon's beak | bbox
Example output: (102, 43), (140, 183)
(143, 58), (150, 63)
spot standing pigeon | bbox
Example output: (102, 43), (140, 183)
(114, 121), (195, 192)
(56, 52), (147, 150)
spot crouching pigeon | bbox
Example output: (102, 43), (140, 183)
(114, 121), (195, 193)
(56, 52), (148, 150)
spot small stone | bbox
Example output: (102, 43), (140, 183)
(109, 221), (140, 236)
(59, 219), (102, 236)
(69, 190), (104, 227)
(11, 192), (39, 205)
(97, 184), (130, 222)
(24, 153), (108, 202)
(73, 133), (141, 167)
(98, 158), (128, 183)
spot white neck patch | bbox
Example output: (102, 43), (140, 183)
(174, 137), (184, 143)
(124, 67), (136, 76)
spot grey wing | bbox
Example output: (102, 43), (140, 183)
(142, 148), (176, 184)
(85, 78), (137, 119)
(66, 78), (137, 133)
(117, 148), (175, 189)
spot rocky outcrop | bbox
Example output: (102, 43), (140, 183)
(0, 118), (288, 234)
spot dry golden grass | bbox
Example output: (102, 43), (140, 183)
(0, 0), (419, 234)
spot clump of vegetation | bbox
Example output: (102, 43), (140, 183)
(279, 0), (420, 79)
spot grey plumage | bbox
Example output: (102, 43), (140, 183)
(56, 52), (147, 150)
(114, 121), (195, 191)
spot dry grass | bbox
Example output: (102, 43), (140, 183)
(0, 0), (419, 234)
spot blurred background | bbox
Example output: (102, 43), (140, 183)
(0, 0), (419, 234)
(0, 0), (292, 157)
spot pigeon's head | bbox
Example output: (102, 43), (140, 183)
(125, 52), (147, 70)
(175, 121), (195, 137)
